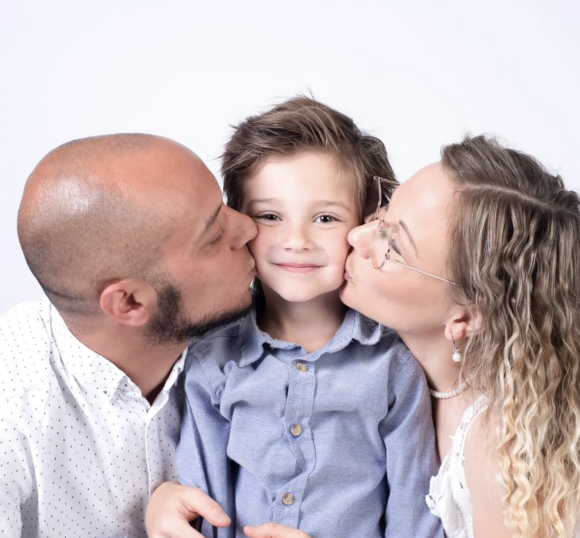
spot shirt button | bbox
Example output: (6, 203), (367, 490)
(290, 424), (303, 437)
(282, 493), (295, 506)
(296, 362), (308, 372)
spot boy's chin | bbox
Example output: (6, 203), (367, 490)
(269, 283), (344, 305)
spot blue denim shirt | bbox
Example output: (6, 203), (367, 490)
(178, 308), (442, 538)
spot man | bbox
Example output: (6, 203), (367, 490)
(0, 134), (257, 537)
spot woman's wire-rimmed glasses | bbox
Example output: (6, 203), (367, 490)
(367, 176), (458, 285)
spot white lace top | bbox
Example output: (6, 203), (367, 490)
(426, 395), (488, 538)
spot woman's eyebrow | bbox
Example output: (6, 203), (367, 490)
(399, 220), (418, 255)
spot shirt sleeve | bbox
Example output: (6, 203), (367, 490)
(380, 353), (444, 538)
(176, 356), (236, 538)
(0, 415), (35, 538)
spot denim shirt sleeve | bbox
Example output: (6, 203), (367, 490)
(177, 355), (236, 538)
(380, 350), (444, 538)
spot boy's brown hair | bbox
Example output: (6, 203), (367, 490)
(221, 96), (397, 218)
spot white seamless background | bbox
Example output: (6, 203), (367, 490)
(1, 0), (578, 315)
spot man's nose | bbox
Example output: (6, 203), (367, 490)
(229, 209), (257, 250)
(347, 221), (376, 259)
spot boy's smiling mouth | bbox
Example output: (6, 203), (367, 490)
(275, 263), (321, 273)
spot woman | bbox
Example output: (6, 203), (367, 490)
(147, 135), (580, 538)
(341, 134), (580, 538)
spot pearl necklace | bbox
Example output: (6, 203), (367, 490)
(429, 373), (474, 399)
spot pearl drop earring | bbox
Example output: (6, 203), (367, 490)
(452, 340), (462, 363)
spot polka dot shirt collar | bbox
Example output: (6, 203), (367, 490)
(49, 304), (186, 402)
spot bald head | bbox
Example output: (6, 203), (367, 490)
(18, 134), (205, 318)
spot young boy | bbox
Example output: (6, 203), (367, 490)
(156, 97), (442, 538)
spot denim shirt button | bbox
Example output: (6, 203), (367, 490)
(296, 362), (308, 372)
(282, 493), (295, 506)
(290, 424), (303, 437)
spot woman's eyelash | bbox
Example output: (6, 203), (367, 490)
(256, 214), (280, 221)
(388, 239), (402, 255)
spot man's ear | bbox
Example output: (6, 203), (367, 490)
(99, 279), (157, 327)
(444, 305), (482, 343)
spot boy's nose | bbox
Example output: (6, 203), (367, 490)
(347, 221), (376, 259)
(283, 224), (313, 251)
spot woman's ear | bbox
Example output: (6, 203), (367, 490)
(464, 306), (482, 338)
(444, 305), (482, 343)
(99, 280), (157, 327)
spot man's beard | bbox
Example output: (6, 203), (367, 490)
(145, 280), (252, 346)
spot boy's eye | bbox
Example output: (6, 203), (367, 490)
(315, 215), (337, 224)
(256, 214), (280, 221)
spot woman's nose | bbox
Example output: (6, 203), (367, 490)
(347, 221), (377, 259)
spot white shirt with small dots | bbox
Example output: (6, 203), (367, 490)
(0, 300), (185, 538)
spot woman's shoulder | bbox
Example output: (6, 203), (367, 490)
(462, 398), (514, 537)
(462, 396), (492, 476)
(427, 396), (490, 538)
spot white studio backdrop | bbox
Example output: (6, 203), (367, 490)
(1, 0), (579, 315)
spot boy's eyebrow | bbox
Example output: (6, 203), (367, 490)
(317, 200), (352, 212)
(246, 198), (352, 212)
(246, 198), (277, 208)
(399, 220), (418, 255)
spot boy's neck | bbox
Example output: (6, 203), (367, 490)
(258, 288), (347, 354)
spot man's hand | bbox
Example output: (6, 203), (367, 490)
(244, 523), (312, 538)
(146, 481), (231, 538)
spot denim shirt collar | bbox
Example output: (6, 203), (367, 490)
(239, 307), (382, 368)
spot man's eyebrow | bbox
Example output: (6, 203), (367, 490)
(399, 220), (418, 255)
(200, 204), (223, 238)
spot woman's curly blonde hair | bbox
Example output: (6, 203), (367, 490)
(442, 135), (580, 537)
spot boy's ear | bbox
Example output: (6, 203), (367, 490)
(444, 305), (482, 343)
(99, 279), (158, 327)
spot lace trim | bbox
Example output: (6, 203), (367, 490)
(426, 395), (489, 538)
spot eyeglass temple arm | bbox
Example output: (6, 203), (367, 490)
(386, 258), (459, 285)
